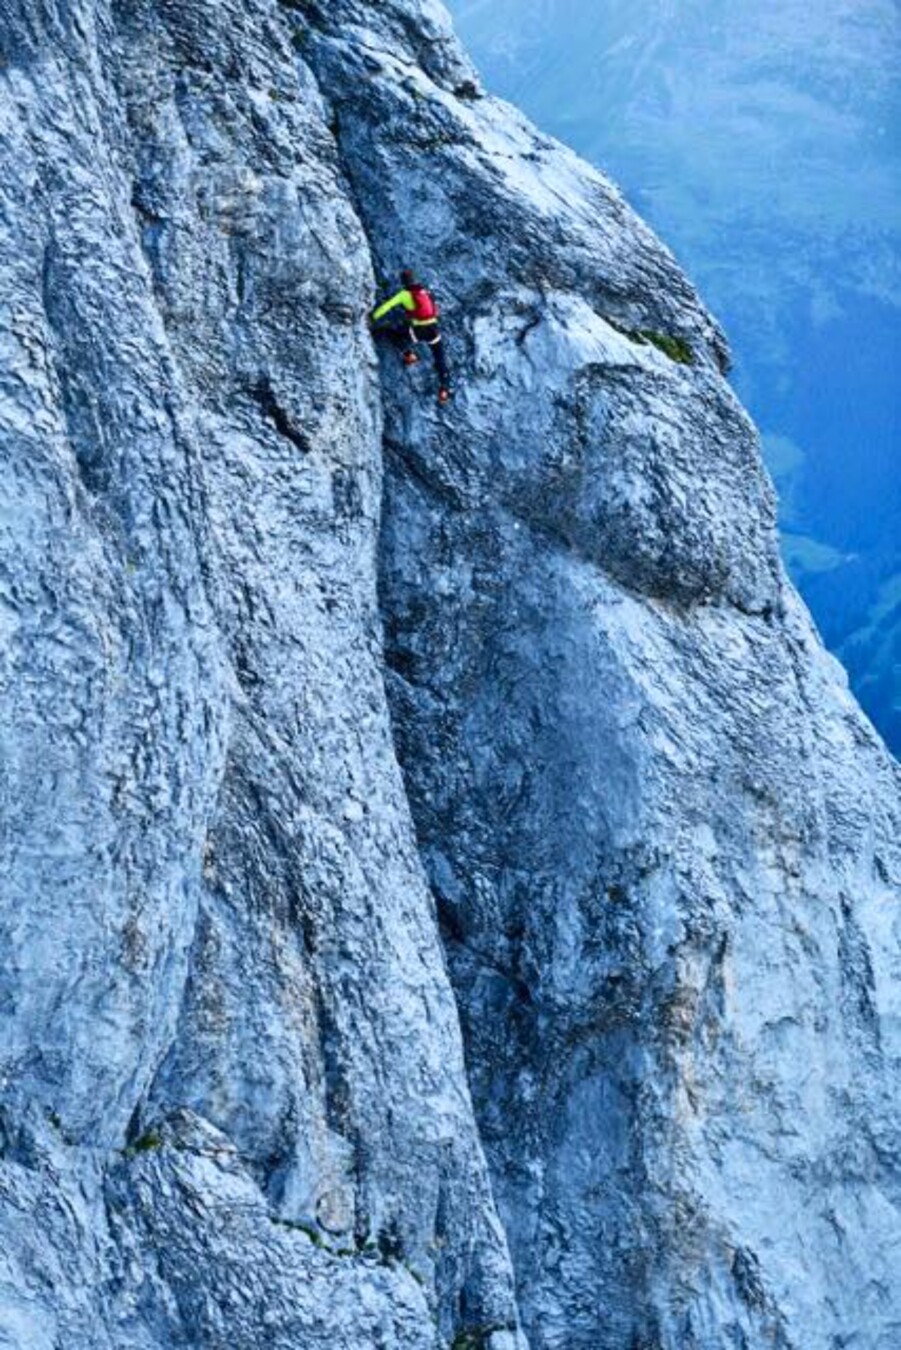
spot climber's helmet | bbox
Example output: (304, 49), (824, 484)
(401, 268), (419, 289)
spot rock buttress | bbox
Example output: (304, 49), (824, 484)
(298, 2), (901, 1347)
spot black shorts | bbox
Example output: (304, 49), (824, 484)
(410, 320), (441, 345)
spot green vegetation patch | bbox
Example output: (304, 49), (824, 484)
(269, 1218), (427, 1284)
(124, 1129), (164, 1159)
(636, 330), (695, 365)
(606, 318), (695, 366)
(273, 1217), (328, 1247)
(451, 1327), (510, 1350)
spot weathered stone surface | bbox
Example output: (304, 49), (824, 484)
(0, 2), (898, 1348)
(1, 2), (521, 1345)
(299, 4), (901, 1347)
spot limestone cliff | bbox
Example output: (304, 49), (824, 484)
(0, 3), (898, 1348)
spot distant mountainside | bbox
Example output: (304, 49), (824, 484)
(449, 0), (901, 754)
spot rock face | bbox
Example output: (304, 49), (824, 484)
(0, 2), (898, 1349)
(0, 3), (519, 1345)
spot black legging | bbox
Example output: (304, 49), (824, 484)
(410, 320), (449, 383)
(382, 317), (450, 384)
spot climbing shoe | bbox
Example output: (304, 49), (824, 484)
(402, 351), (420, 367)
(438, 386), (452, 405)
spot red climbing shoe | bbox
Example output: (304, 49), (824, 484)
(438, 386), (452, 405)
(403, 351), (420, 367)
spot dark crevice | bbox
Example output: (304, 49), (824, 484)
(515, 310), (543, 346)
(249, 375), (312, 453)
(41, 238), (118, 501)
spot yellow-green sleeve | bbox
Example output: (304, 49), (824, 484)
(371, 289), (415, 321)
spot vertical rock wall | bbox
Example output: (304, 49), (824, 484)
(0, 2), (898, 1348)
(0, 3), (522, 1346)
(299, 3), (901, 1347)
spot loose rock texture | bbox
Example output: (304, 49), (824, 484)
(0, 2), (898, 1349)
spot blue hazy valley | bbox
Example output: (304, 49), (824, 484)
(448, 0), (900, 753)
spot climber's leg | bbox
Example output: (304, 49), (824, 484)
(423, 326), (451, 399)
(417, 321), (446, 375)
(401, 323), (420, 366)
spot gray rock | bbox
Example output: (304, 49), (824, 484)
(1, 2), (521, 1345)
(301, 4), (901, 1347)
(0, 2), (897, 1349)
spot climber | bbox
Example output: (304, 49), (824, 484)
(370, 269), (453, 405)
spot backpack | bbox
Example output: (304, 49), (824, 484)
(410, 284), (439, 322)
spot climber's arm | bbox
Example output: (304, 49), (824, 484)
(370, 289), (415, 323)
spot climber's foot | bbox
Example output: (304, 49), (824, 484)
(438, 386), (452, 405)
(403, 351), (420, 367)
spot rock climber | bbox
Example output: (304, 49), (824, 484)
(370, 269), (453, 405)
